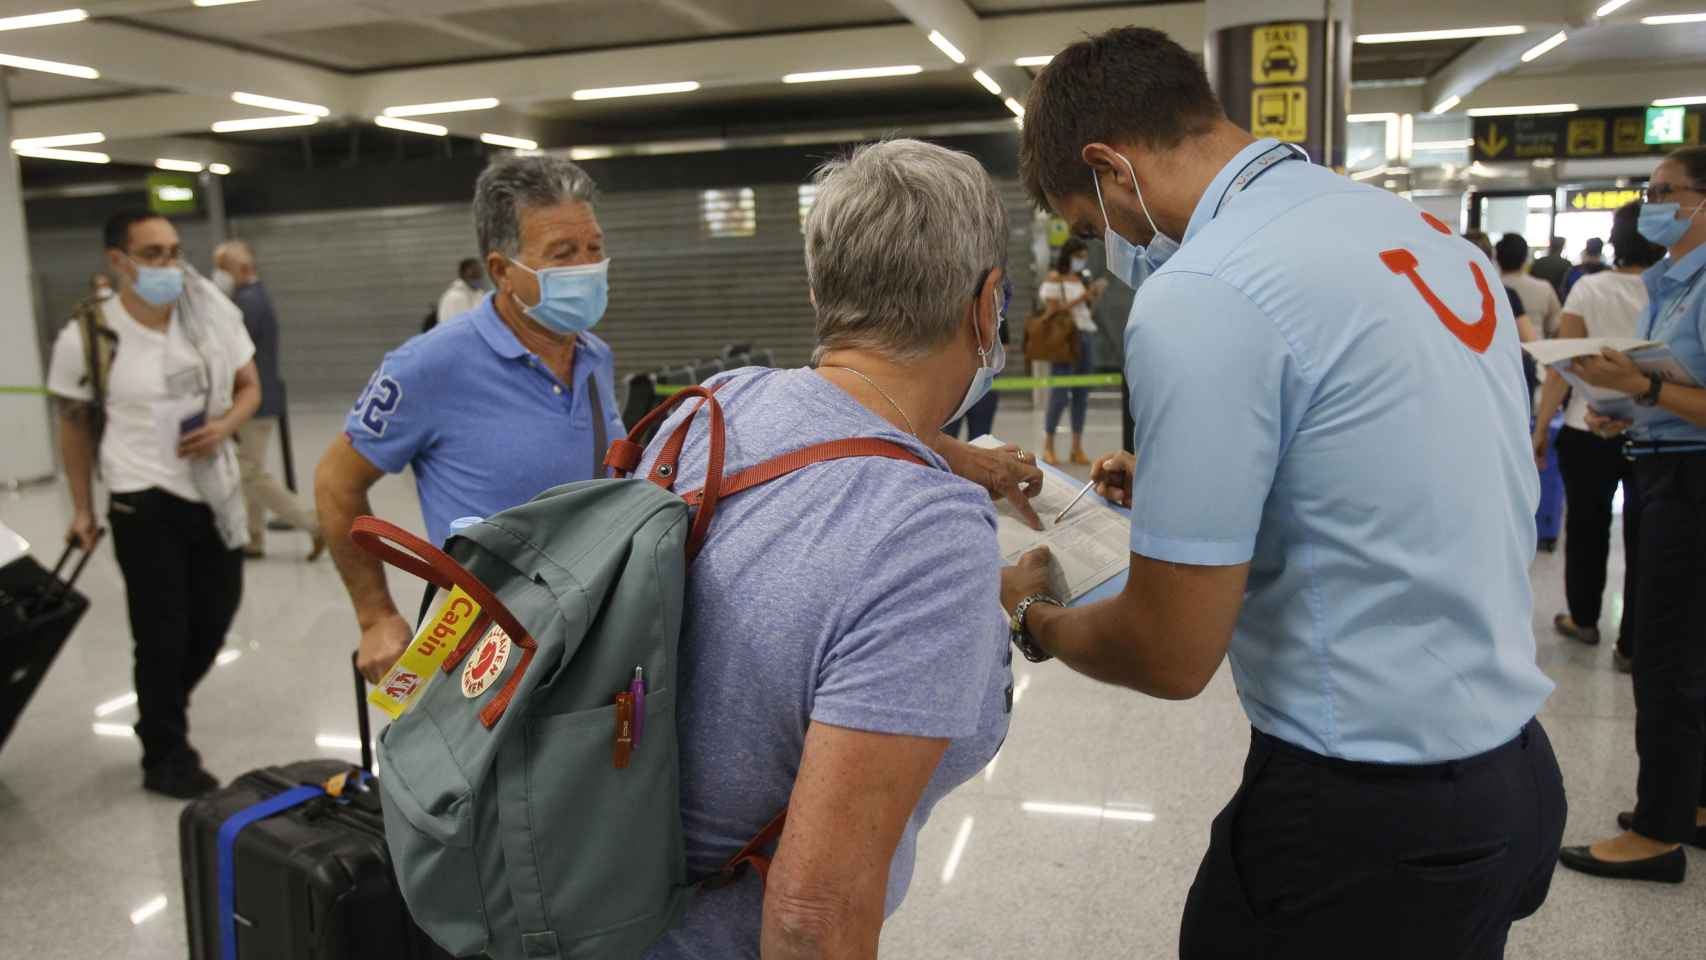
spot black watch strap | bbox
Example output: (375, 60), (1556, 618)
(1636, 373), (1664, 408)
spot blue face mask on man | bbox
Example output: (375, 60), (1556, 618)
(1091, 154), (1178, 289)
(1637, 198), (1705, 249)
(508, 258), (609, 335)
(130, 259), (185, 306)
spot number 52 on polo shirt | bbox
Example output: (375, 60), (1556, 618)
(369, 585), (483, 719)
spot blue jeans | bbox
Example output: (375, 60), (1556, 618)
(943, 389), (1000, 441)
(1046, 331), (1094, 436)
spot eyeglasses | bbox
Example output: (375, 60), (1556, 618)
(1646, 182), (1704, 204)
(128, 245), (183, 267)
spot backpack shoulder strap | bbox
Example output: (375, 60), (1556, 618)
(700, 810), (789, 890)
(72, 298), (117, 403)
(682, 438), (928, 508)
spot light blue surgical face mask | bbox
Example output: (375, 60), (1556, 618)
(509, 258), (609, 335)
(130, 259), (185, 306)
(1637, 199), (1704, 249)
(1091, 154), (1177, 289)
(944, 277), (1009, 428)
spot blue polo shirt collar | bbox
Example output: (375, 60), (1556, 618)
(1646, 243), (1706, 298)
(1182, 138), (1284, 245)
(470, 294), (528, 360)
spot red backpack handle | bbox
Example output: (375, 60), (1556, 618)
(349, 516), (538, 730)
(603, 385), (728, 560)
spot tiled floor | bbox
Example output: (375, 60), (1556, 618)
(1, 403), (1699, 959)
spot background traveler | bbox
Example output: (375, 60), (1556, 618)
(47, 210), (260, 799)
(212, 240), (324, 561)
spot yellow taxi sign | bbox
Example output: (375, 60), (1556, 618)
(1252, 23), (1308, 84)
(1251, 86), (1308, 142)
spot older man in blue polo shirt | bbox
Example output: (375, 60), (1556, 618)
(317, 154), (626, 683)
(1000, 28), (1562, 958)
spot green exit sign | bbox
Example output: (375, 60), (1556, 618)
(147, 172), (198, 215)
(1646, 105), (1686, 145)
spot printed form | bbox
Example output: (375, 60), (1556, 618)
(972, 435), (1129, 603)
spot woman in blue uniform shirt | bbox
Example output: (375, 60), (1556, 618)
(1561, 145), (1706, 883)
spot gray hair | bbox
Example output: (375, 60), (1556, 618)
(473, 154), (599, 258)
(806, 139), (1008, 362)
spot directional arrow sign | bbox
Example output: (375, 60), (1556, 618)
(1477, 121), (1510, 158)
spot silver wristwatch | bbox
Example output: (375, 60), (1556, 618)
(1008, 593), (1062, 663)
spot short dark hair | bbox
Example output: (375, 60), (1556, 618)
(1462, 229), (1494, 261)
(1548, 236), (1565, 254)
(103, 209), (165, 252)
(1609, 201), (1666, 268)
(1583, 237), (1603, 255)
(1666, 144), (1706, 188)
(1019, 26), (1223, 209)
(458, 257), (480, 273)
(1054, 237), (1088, 273)
(1494, 233), (1529, 272)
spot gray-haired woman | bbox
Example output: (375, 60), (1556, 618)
(641, 139), (1025, 958)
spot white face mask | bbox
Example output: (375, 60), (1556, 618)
(1092, 153), (1178, 289)
(212, 268), (236, 297)
(943, 276), (1008, 428)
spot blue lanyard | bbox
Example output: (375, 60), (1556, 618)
(1213, 142), (1308, 218)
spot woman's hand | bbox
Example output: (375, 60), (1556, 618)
(1531, 427), (1550, 472)
(1571, 348), (1648, 395)
(1584, 409), (1633, 439)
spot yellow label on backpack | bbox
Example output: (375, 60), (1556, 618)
(369, 585), (482, 720)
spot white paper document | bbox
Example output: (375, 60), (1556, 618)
(1521, 338), (1702, 422)
(971, 435), (1129, 602)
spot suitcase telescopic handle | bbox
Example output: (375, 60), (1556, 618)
(351, 652), (374, 773)
(42, 527), (105, 610)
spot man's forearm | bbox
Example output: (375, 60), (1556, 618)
(1025, 598), (1160, 692)
(316, 477), (397, 627)
(56, 407), (97, 514)
(1534, 372), (1568, 434)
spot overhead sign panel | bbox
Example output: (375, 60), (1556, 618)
(1473, 106), (1701, 161)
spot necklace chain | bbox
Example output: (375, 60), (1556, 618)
(821, 365), (918, 438)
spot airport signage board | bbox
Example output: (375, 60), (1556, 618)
(147, 173), (198, 215)
(1472, 106), (1702, 162)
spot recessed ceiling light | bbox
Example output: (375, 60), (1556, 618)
(481, 132), (538, 150)
(927, 30), (967, 64)
(13, 146), (109, 163)
(211, 114), (319, 132)
(782, 65), (923, 84)
(1594, 0), (1634, 15)
(231, 92), (330, 117)
(384, 97), (500, 118)
(1014, 55), (1053, 67)
(1641, 12), (1706, 25)
(1004, 97), (1025, 119)
(1465, 103), (1579, 116)
(0, 8), (86, 31)
(972, 70), (1002, 96)
(374, 116), (448, 136)
(1653, 95), (1706, 106)
(155, 158), (204, 172)
(1432, 95), (1463, 114)
(1520, 30), (1568, 63)
(1356, 25), (1527, 43)
(208, 162), (232, 175)
(10, 131), (104, 149)
(0, 53), (98, 79)
(193, 0), (261, 6)
(571, 81), (700, 101)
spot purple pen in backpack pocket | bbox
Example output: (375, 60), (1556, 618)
(630, 666), (646, 748)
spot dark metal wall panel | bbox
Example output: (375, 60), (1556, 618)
(22, 176), (1043, 409)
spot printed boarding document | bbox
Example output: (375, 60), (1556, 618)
(1522, 337), (1702, 422)
(972, 435), (1128, 603)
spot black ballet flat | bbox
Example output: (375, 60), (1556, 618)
(1558, 844), (1685, 883)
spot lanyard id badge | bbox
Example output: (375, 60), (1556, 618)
(369, 584), (485, 719)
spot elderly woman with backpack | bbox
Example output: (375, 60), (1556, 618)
(639, 139), (1021, 957)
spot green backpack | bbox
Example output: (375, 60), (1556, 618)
(352, 385), (924, 960)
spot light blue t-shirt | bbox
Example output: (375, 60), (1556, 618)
(1123, 139), (1553, 764)
(343, 295), (624, 545)
(639, 368), (1011, 960)
(1632, 242), (1706, 449)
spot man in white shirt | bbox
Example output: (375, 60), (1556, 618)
(47, 210), (261, 800)
(434, 257), (486, 327)
(1498, 233), (1564, 337)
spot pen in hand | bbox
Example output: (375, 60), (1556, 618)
(1055, 479), (1097, 524)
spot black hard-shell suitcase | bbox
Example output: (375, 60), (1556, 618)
(0, 534), (100, 754)
(179, 657), (453, 960)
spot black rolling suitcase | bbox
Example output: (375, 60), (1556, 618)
(179, 656), (453, 960)
(0, 533), (100, 754)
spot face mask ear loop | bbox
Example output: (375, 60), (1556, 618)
(1120, 154), (1162, 241)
